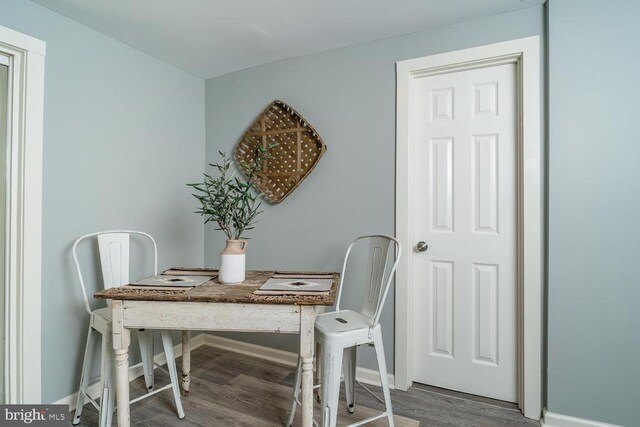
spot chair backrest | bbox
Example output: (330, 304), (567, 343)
(98, 233), (131, 289)
(335, 234), (401, 327)
(72, 230), (158, 314)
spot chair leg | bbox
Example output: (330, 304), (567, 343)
(373, 330), (394, 427)
(315, 342), (322, 403)
(160, 331), (185, 419)
(138, 329), (155, 391)
(287, 356), (303, 427)
(73, 325), (97, 425)
(342, 346), (357, 414)
(105, 355), (115, 427)
(98, 384), (110, 427)
(321, 344), (343, 427)
(98, 329), (113, 427)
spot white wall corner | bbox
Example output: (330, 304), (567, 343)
(542, 409), (623, 427)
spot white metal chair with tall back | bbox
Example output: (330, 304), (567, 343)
(71, 230), (185, 427)
(288, 234), (401, 427)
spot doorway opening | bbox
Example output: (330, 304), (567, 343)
(0, 25), (45, 404)
(395, 37), (542, 419)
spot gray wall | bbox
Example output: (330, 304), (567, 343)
(204, 6), (545, 372)
(547, 1), (640, 425)
(0, 0), (205, 403)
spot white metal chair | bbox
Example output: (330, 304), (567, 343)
(288, 234), (401, 427)
(71, 230), (185, 427)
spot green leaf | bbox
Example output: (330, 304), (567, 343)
(186, 145), (274, 240)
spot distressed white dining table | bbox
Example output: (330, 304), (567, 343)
(95, 269), (339, 427)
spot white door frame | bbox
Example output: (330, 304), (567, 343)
(0, 24), (46, 404)
(395, 36), (541, 419)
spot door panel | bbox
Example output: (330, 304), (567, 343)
(431, 137), (453, 232)
(473, 134), (498, 233)
(411, 63), (517, 402)
(431, 260), (453, 358)
(472, 263), (499, 366)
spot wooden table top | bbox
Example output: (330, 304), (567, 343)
(94, 269), (339, 306)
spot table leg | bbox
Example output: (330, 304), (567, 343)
(300, 306), (317, 427)
(112, 300), (131, 427)
(181, 330), (191, 396)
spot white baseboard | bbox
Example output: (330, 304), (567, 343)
(203, 334), (298, 367)
(542, 409), (622, 427)
(204, 334), (395, 389)
(354, 365), (395, 390)
(56, 331), (396, 411)
(55, 333), (205, 410)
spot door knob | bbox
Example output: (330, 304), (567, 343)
(416, 241), (429, 252)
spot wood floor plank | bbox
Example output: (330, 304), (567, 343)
(72, 344), (537, 426)
(226, 374), (418, 427)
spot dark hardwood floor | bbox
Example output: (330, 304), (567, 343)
(73, 345), (538, 426)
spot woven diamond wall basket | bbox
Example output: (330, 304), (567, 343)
(234, 100), (327, 203)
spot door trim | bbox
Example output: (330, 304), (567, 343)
(0, 24), (46, 404)
(395, 36), (541, 419)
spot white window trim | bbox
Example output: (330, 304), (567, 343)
(0, 24), (45, 404)
(394, 36), (542, 419)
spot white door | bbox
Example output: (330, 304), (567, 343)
(411, 63), (517, 402)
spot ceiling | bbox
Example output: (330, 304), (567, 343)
(31, 0), (543, 79)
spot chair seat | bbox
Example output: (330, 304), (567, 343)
(315, 310), (373, 337)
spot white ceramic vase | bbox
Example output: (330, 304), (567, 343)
(219, 239), (247, 285)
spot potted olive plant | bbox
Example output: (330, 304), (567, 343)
(188, 145), (274, 284)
